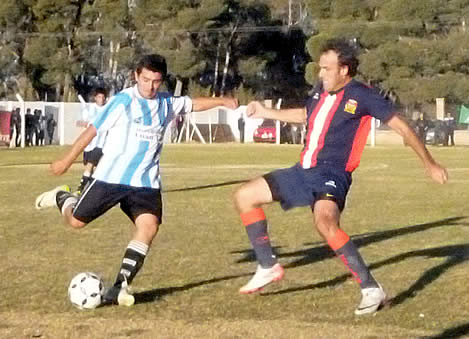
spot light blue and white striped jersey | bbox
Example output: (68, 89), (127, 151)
(91, 85), (192, 189)
(82, 103), (107, 151)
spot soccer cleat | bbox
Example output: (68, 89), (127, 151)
(354, 284), (387, 315)
(101, 286), (119, 305)
(102, 281), (135, 307)
(239, 263), (284, 294)
(117, 281), (135, 306)
(35, 185), (70, 210)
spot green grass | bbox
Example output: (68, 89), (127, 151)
(1, 143), (469, 338)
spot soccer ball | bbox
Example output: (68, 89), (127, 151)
(68, 272), (104, 310)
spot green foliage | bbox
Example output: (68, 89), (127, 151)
(187, 79), (211, 97)
(305, 0), (469, 109)
(237, 56), (267, 82)
(305, 61), (319, 85)
(232, 83), (256, 104)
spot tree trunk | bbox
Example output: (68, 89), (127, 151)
(55, 82), (61, 101)
(220, 46), (231, 96)
(174, 79), (183, 96)
(63, 73), (71, 102)
(112, 43), (120, 80)
(212, 34), (221, 96)
(109, 40), (114, 75)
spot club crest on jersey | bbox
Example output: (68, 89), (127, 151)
(344, 99), (358, 114)
(133, 117), (143, 124)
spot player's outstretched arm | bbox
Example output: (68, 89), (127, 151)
(192, 97), (239, 112)
(50, 125), (97, 176)
(386, 114), (448, 184)
(246, 101), (307, 124)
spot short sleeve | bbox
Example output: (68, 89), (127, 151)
(171, 96), (192, 115)
(361, 87), (395, 123)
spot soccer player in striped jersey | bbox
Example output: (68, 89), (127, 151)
(36, 54), (238, 306)
(75, 87), (108, 194)
(234, 38), (448, 315)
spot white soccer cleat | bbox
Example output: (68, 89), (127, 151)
(35, 185), (70, 210)
(239, 263), (284, 294)
(117, 281), (135, 307)
(354, 284), (387, 315)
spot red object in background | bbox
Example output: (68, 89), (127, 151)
(253, 119), (276, 143)
(0, 111), (11, 144)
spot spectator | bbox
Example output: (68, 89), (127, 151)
(290, 124), (299, 144)
(25, 108), (34, 146)
(238, 113), (245, 143)
(33, 109), (43, 146)
(443, 113), (456, 146)
(37, 111), (46, 146)
(415, 113), (429, 144)
(46, 113), (56, 145)
(10, 107), (21, 147)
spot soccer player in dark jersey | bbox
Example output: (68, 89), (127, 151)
(234, 38), (448, 315)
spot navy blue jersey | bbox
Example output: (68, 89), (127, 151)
(300, 79), (395, 172)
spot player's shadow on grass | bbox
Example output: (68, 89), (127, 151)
(261, 242), (469, 308)
(134, 217), (468, 306)
(383, 243), (469, 307)
(232, 216), (468, 268)
(235, 217), (469, 306)
(164, 179), (246, 193)
(423, 322), (469, 339)
(133, 273), (251, 304)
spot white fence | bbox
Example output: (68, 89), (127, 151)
(0, 100), (83, 147)
(1, 100), (385, 147)
(0, 101), (263, 147)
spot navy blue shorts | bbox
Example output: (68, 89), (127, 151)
(83, 148), (103, 166)
(73, 180), (163, 224)
(263, 163), (352, 211)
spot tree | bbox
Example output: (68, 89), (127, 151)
(78, 0), (137, 96)
(23, 0), (84, 101)
(304, 0), (469, 115)
(132, 0), (224, 95)
(0, 0), (34, 100)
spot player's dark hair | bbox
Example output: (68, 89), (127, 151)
(320, 38), (359, 77)
(135, 54), (167, 78)
(92, 87), (108, 97)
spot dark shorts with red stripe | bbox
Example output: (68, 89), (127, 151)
(83, 147), (103, 166)
(263, 163), (352, 211)
(73, 180), (163, 224)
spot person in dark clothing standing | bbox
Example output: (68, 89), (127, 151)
(415, 113), (429, 144)
(10, 107), (21, 147)
(443, 113), (456, 146)
(238, 113), (245, 143)
(46, 114), (56, 145)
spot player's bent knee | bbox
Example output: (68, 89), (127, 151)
(233, 185), (256, 211)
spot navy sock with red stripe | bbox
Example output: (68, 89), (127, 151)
(241, 208), (277, 268)
(328, 229), (378, 289)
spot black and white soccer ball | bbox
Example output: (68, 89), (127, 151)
(68, 272), (104, 310)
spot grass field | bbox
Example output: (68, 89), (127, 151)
(1, 143), (469, 338)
